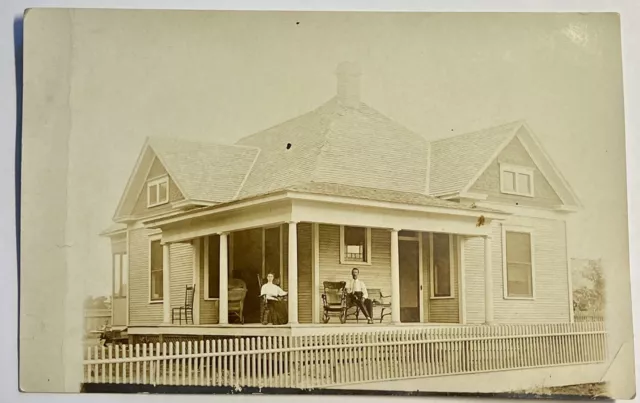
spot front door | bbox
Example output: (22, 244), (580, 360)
(399, 236), (420, 323)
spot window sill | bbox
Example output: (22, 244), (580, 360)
(430, 296), (455, 300)
(149, 300), (163, 304)
(339, 260), (372, 266)
(503, 296), (535, 301)
(499, 190), (534, 198)
(147, 200), (170, 208)
(204, 297), (220, 301)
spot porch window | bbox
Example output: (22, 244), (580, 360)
(205, 235), (220, 299)
(430, 233), (453, 298)
(113, 253), (128, 298)
(500, 164), (534, 197)
(147, 176), (169, 207)
(150, 240), (163, 301)
(340, 226), (371, 264)
(504, 231), (534, 298)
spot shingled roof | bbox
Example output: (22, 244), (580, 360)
(147, 137), (259, 203)
(428, 121), (523, 196)
(114, 62), (577, 222)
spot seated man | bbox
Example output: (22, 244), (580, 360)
(260, 272), (288, 325)
(346, 268), (374, 324)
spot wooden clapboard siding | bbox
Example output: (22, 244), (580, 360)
(318, 225), (392, 323)
(464, 235), (486, 324)
(131, 157), (185, 217)
(493, 217), (570, 323)
(169, 241), (193, 311)
(463, 218), (571, 324)
(297, 223), (313, 324)
(198, 237), (219, 325)
(128, 227), (162, 325)
(427, 234), (460, 323)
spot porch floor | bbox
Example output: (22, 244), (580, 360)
(127, 322), (461, 337)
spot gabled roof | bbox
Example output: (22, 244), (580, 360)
(429, 121), (522, 196)
(147, 137), (260, 203)
(429, 120), (582, 208)
(110, 63), (581, 226)
(112, 137), (259, 221)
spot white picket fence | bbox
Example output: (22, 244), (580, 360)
(83, 322), (606, 388)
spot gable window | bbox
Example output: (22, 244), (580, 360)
(430, 233), (454, 298)
(147, 176), (169, 207)
(500, 164), (534, 197)
(504, 229), (534, 298)
(340, 226), (371, 264)
(149, 239), (164, 301)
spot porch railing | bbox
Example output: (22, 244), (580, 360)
(83, 322), (606, 388)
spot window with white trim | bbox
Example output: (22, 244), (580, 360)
(340, 226), (371, 264)
(504, 231), (534, 298)
(431, 233), (453, 298)
(147, 176), (169, 207)
(149, 240), (163, 301)
(500, 164), (534, 197)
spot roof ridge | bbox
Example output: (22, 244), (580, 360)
(148, 135), (261, 152)
(429, 119), (525, 145)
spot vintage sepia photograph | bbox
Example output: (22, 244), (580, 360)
(19, 9), (635, 399)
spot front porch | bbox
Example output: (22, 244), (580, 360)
(138, 188), (507, 331)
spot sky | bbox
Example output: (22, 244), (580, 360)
(60, 10), (628, 298)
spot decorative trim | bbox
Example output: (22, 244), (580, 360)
(148, 234), (163, 303)
(146, 175), (170, 208)
(499, 163), (535, 198)
(429, 233), (455, 300)
(339, 226), (372, 265)
(501, 225), (537, 300)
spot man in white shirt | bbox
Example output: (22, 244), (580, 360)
(346, 268), (374, 324)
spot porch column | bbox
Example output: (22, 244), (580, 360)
(390, 228), (401, 324)
(219, 232), (229, 325)
(162, 242), (171, 324)
(484, 235), (495, 325)
(288, 221), (299, 325)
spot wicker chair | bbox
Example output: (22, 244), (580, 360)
(228, 278), (247, 324)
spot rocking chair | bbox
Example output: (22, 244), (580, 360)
(321, 281), (349, 323)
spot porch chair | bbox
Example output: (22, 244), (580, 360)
(369, 288), (392, 323)
(228, 278), (247, 324)
(321, 281), (348, 324)
(171, 284), (196, 325)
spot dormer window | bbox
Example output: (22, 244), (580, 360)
(147, 176), (169, 207)
(500, 164), (534, 197)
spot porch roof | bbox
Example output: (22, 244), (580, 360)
(143, 181), (509, 229)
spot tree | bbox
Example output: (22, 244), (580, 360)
(572, 259), (605, 313)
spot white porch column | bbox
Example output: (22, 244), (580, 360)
(288, 221), (299, 325)
(311, 223), (320, 324)
(390, 228), (401, 324)
(162, 242), (171, 324)
(192, 238), (201, 325)
(484, 235), (495, 325)
(219, 232), (229, 325)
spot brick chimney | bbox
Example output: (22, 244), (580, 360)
(336, 61), (361, 108)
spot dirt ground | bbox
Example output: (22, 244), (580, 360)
(523, 382), (609, 399)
